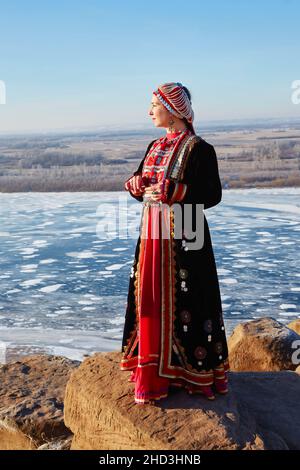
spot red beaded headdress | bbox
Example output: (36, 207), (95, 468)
(153, 82), (195, 134)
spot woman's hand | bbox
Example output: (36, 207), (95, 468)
(143, 181), (164, 202)
(125, 175), (146, 196)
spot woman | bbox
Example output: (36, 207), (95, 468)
(120, 82), (229, 405)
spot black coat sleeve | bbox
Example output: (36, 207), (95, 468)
(166, 141), (222, 209)
(124, 139), (156, 202)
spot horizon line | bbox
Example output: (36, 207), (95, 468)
(1, 115), (300, 138)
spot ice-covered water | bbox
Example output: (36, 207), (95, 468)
(0, 188), (299, 361)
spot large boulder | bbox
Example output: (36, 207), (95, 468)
(0, 354), (79, 450)
(228, 317), (300, 371)
(288, 319), (300, 336)
(64, 351), (300, 450)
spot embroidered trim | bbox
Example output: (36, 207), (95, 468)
(142, 131), (190, 185)
(158, 208), (215, 385)
(120, 206), (148, 369)
(169, 182), (188, 204)
(168, 135), (193, 180)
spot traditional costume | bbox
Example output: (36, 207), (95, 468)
(120, 83), (229, 404)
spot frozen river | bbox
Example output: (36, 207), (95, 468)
(0, 187), (299, 361)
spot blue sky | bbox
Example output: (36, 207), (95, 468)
(0, 0), (299, 132)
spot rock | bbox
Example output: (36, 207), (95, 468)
(288, 319), (300, 336)
(228, 317), (300, 371)
(37, 435), (73, 450)
(0, 343), (50, 364)
(0, 354), (80, 450)
(0, 417), (36, 450)
(64, 351), (300, 450)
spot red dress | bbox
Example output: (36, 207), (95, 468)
(125, 130), (228, 404)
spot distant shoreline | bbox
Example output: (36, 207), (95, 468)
(1, 125), (299, 192)
(1, 182), (300, 193)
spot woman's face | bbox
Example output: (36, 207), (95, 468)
(148, 94), (170, 128)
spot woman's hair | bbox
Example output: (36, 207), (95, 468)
(181, 85), (195, 135)
(182, 85), (192, 102)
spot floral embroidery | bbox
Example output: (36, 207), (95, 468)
(180, 310), (192, 323)
(214, 342), (223, 354)
(194, 346), (207, 360)
(203, 319), (213, 333)
(179, 268), (188, 280)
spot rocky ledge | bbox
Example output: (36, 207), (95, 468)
(0, 354), (79, 449)
(1, 317), (300, 450)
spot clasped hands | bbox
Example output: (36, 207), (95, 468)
(126, 175), (164, 202)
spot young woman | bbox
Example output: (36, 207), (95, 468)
(120, 82), (229, 405)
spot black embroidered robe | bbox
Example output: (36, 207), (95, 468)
(120, 135), (229, 384)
